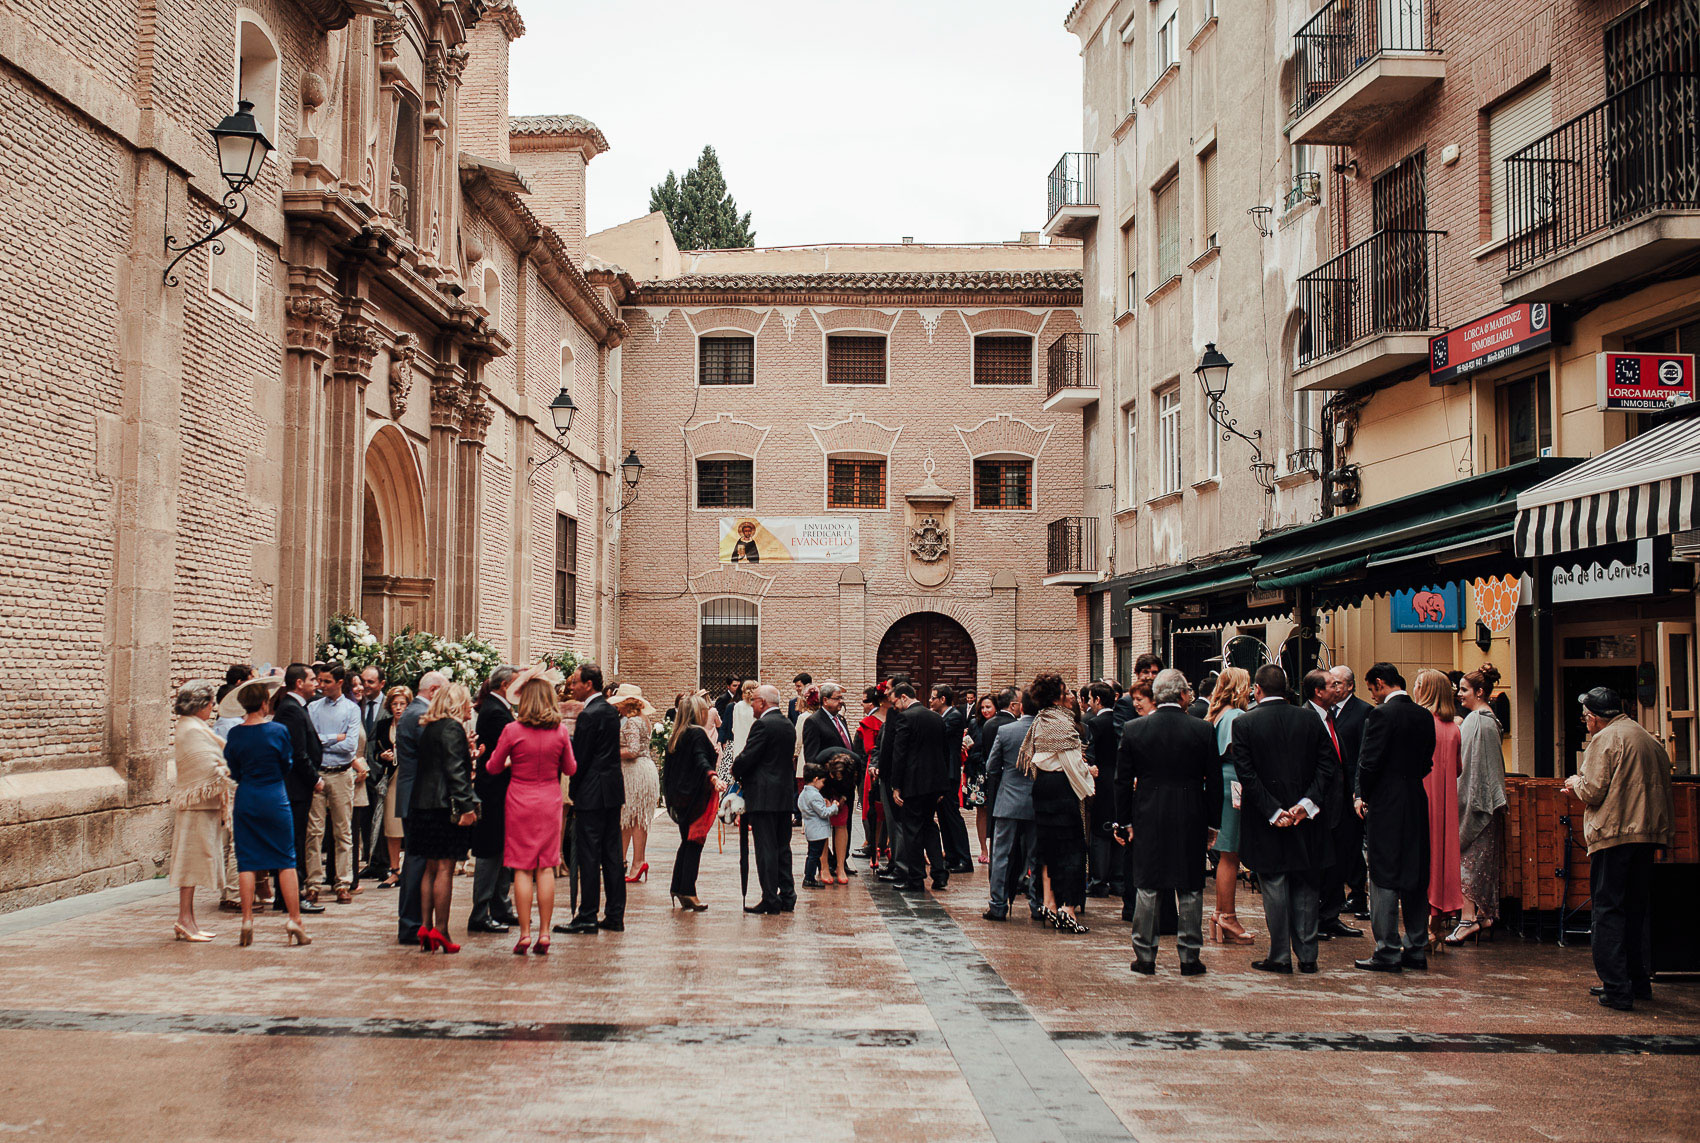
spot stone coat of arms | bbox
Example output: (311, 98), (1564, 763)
(910, 515), (950, 564)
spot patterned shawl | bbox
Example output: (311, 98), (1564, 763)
(1016, 705), (1094, 802)
(1459, 707), (1508, 850)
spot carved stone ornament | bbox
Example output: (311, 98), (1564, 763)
(334, 318), (384, 385)
(285, 294), (339, 357)
(910, 515), (950, 564)
(461, 400), (494, 445)
(429, 370), (467, 430)
(389, 333), (419, 416)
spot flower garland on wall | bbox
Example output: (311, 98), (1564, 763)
(320, 613), (501, 688)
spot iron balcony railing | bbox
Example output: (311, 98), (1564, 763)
(1046, 332), (1097, 398)
(1506, 71), (1700, 273)
(1047, 516), (1098, 577)
(1291, 0), (1439, 119)
(1295, 228), (1444, 366)
(1047, 152), (1098, 222)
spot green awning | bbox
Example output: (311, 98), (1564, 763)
(1255, 555), (1368, 590)
(1124, 557), (1256, 609)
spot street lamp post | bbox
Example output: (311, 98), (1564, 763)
(1194, 343), (1276, 494)
(526, 387), (580, 486)
(163, 100), (274, 287)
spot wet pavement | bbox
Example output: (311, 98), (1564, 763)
(0, 816), (1696, 1142)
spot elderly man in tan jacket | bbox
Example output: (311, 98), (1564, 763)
(1564, 687), (1675, 1011)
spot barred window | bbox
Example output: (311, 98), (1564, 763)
(699, 336), (755, 385)
(974, 459), (1032, 510)
(554, 514), (578, 628)
(826, 335), (887, 385)
(696, 458), (754, 508)
(974, 335), (1034, 385)
(828, 459), (886, 508)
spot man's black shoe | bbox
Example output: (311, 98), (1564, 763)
(1086, 884), (1110, 898)
(1353, 907), (1373, 920)
(1599, 994), (1634, 1011)
(802, 878), (825, 889)
(931, 877), (950, 891)
(1400, 952), (1429, 971)
(1129, 960), (1157, 976)
(1180, 961), (1208, 977)
(1354, 957), (1401, 973)
(492, 910), (522, 926)
(1590, 984), (1654, 1000)
(559, 919), (599, 934)
(982, 909), (1007, 922)
(397, 933), (419, 946)
(779, 903), (795, 913)
(1121, 908), (1134, 923)
(1320, 920), (1363, 938)
(1250, 959), (1293, 975)
(466, 919), (510, 934)
(597, 918), (625, 932)
(875, 868), (897, 882)
(358, 865), (388, 881)
(1316, 930), (1333, 941)
(894, 881), (926, 893)
(948, 862), (975, 875)
(743, 902), (778, 915)
(1298, 961), (1319, 974)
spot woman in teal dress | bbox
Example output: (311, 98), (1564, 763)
(1205, 667), (1255, 944)
(221, 676), (311, 947)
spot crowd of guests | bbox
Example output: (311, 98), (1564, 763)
(168, 648), (1676, 1010)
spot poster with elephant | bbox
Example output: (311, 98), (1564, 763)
(1390, 581), (1464, 632)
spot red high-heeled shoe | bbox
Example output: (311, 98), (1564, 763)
(624, 862), (649, 883)
(417, 925), (438, 952)
(512, 937), (531, 955)
(431, 929), (461, 954)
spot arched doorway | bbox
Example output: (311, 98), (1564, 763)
(876, 612), (977, 697)
(361, 424), (432, 636)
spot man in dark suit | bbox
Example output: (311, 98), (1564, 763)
(932, 685), (975, 874)
(982, 695), (1037, 921)
(1329, 664), (1372, 917)
(561, 661), (626, 934)
(715, 678), (740, 750)
(1353, 662), (1436, 973)
(392, 670), (445, 942)
(1229, 664), (1337, 974)
(1083, 683), (1122, 897)
(733, 684), (798, 914)
(786, 672), (812, 722)
(270, 662), (326, 915)
(1119, 670), (1222, 976)
(887, 683), (952, 891)
(468, 665), (518, 934)
(802, 682), (857, 766)
(1302, 669), (1362, 940)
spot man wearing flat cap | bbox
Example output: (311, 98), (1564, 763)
(1565, 687), (1674, 1011)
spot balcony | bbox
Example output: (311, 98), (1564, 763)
(1294, 228), (1444, 390)
(1043, 332), (1098, 411)
(1288, 0), (1445, 147)
(1503, 72), (1700, 304)
(1045, 516), (1099, 586)
(1043, 152), (1099, 239)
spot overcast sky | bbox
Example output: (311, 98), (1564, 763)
(509, 1), (1083, 247)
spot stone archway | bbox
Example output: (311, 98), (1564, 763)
(361, 423), (432, 635)
(876, 612), (978, 698)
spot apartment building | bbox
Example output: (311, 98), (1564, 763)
(1058, 0), (1700, 777)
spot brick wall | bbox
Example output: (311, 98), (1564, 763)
(509, 144), (590, 264)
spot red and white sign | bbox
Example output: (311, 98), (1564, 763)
(1596, 352), (1696, 411)
(1429, 303), (1554, 385)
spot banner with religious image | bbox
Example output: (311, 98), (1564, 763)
(719, 517), (860, 564)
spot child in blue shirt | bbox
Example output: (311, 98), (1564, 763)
(798, 763), (839, 888)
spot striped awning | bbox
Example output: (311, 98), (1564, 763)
(1515, 418), (1700, 557)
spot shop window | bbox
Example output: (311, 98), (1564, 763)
(1089, 593), (1106, 682)
(699, 597), (759, 691)
(974, 335), (1034, 385)
(974, 458), (1031, 510)
(827, 458), (885, 509)
(554, 514), (577, 629)
(235, 14), (280, 149)
(826, 334), (887, 385)
(1497, 371), (1552, 467)
(696, 458), (753, 509)
(1157, 385), (1182, 494)
(699, 335), (754, 386)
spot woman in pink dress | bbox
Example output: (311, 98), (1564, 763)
(485, 673), (577, 955)
(1412, 669), (1463, 940)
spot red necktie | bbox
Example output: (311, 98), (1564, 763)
(1325, 708), (1342, 759)
(832, 714), (851, 747)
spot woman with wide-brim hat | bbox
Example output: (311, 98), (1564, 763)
(169, 680), (234, 942)
(613, 682), (661, 883)
(220, 675), (312, 947)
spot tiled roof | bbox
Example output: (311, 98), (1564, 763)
(509, 115), (609, 153)
(633, 269), (1083, 295)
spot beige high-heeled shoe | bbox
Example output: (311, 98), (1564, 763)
(239, 920), (254, 947)
(173, 923), (214, 943)
(284, 920), (312, 946)
(1210, 912), (1256, 944)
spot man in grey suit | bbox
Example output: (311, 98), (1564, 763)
(393, 670), (446, 945)
(982, 692), (1040, 922)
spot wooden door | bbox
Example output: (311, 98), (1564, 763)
(876, 613), (979, 697)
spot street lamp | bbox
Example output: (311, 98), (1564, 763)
(1193, 343), (1276, 495)
(548, 387), (578, 435)
(608, 449), (644, 518)
(164, 100), (274, 287)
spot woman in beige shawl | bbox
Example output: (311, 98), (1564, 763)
(1017, 672), (1094, 934)
(171, 680), (234, 941)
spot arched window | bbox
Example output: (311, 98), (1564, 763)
(482, 265), (502, 330)
(699, 598), (759, 690)
(235, 12), (280, 148)
(559, 342), (575, 389)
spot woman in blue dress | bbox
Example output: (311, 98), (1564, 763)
(223, 676), (312, 947)
(1205, 667), (1255, 945)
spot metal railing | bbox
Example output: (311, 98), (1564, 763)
(1291, 0), (1439, 119)
(1295, 228), (1444, 366)
(1047, 152), (1099, 221)
(1047, 516), (1098, 576)
(1506, 71), (1700, 273)
(1046, 332), (1097, 398)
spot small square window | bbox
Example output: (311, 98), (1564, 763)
(974, 459), (1032, 510)
(699, 336), (755, 385)
(828, 459), (886, 508)
(826, 335), (887, 385)
(696, 458), (754, 508)
(974, 336), (1034, 385)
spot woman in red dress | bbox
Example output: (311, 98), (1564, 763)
(484, 673), (577, 954)
(1412, 668), (1463, 945)
(858, 684), (891, 868)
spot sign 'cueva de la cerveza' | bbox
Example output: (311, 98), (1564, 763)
(719, 517), (860, 564)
